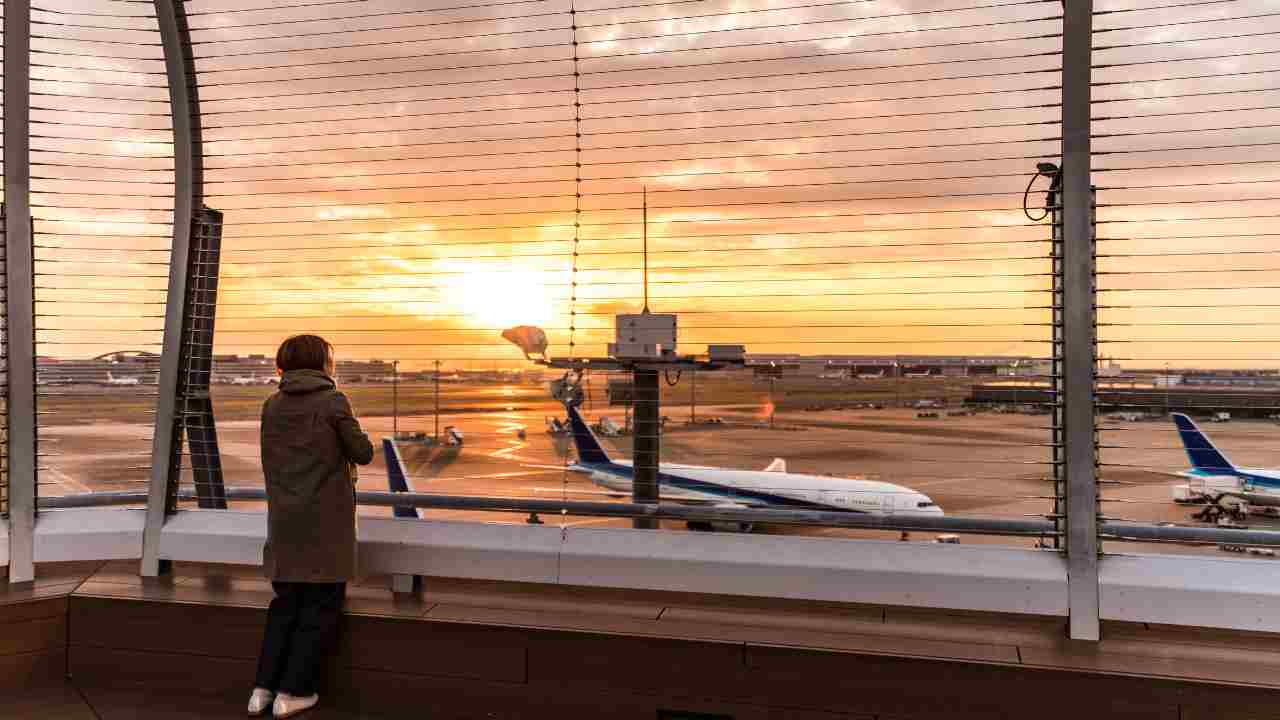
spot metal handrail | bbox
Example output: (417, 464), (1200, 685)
(39, 489), (1280, 547)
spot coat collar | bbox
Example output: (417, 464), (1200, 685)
(279, 369), (335, 395)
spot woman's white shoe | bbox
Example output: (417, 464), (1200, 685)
(272, 693), (320, 718)
(246, 688), (275, 716)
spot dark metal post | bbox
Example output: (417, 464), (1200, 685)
(143, 0), (203, 576)
(1062, 0), (1100, 641)
(433, 360), (440, 442)
(1049, 171), (1064, 551)
(183, 208), (225, 509)
(632, 368), (660, 529)
(392, 360), (399, 437)
(4, 0), (36, 584)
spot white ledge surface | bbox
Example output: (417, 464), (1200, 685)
(156, 510), (1068, 616)
(35, 508), (145, 563)
(1101, 552), (1280, 633)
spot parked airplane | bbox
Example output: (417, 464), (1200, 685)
(559, 403), (943, 529)
(105, 371), (140, 387)
(383, 439), (421, 519)
(1171, 413), (1280, 520)
(595, 416), (624, 437)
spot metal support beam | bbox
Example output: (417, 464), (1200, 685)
(632, 368), (660, 529)
(1049, 174), (1064, 552)
(183, 208), (226, 509)
(1062, 0), (1100, 642)
(3, 0), (35, 585)
(142, 0), (201, 577)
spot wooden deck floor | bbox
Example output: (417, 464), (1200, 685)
(1, 560), (1280, 718)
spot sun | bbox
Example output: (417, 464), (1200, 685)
(449, 268), (557, 329)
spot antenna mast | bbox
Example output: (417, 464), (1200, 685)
(642, 186), (649, 313)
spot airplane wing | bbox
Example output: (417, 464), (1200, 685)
(526, 486), (628, 498)
(521, 463), (590, 473)
(763, 457), (787, 472)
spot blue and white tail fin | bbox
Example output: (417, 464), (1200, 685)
(382, 438), (420, 518)
(1172, 413), (1236, 475)
(564, 403), (611, 465)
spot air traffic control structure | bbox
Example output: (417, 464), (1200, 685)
(505, 311), (748, 529)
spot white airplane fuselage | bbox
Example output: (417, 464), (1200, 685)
(1181, 468), (1280, 508)
(1173, 413), (1280, 509)
(574, 459), (942, 515)
(565, 404), (942, 516)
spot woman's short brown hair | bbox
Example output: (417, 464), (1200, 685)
(275, 334), (334, 373)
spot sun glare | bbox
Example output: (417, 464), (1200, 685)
(449, 268), (558, 329)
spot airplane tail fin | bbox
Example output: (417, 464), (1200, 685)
(382, 438), (420, 518)
(1172, 413), (1236, 475)
(565, 403), (611, 465)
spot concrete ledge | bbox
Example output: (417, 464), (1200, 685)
(1101, 552), (1280, 632)
(559, 527), (1070, 616)
(34, 509), (143, 563)
(157, 510), (265, 566)
(143, 510), (1280, 630)
(359, 517), (561, 584)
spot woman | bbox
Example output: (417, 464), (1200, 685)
(249, 335), (374, 718)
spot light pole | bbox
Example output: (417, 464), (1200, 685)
(690, 368), (696, 424)
(434, 359), (441, 442)
(769, 374), (776, 429)
(1165, 362), (1170, 415)
(392, 359), (399, 437)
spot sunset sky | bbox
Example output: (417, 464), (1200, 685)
(19, 0), (1280, 370)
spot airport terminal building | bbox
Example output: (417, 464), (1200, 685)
(743, 354), (1040, 378)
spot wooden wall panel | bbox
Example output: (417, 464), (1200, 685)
(70, 597), (262, 660)
(0, 594), (69, 691)
(68, 645), (254, 696)
(0, 650), (65, 692)
(340, 616), (528, 683)
(57, 592), (1280, 720)
(526, 631), (746, 699)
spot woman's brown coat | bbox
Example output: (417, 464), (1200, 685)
(260, 369), (374, 582)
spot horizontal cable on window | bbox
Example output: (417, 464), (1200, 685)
(199, 144), (1056, 185)
(206, 270), (1050, 292)
(183, 0), (370, 16)
(1095, 10), (1280, 35)
(195, 23), (1060, 79)
(210, 254), (1047, 281)
(201, 85), (1058, 136)
(200, 305), (1045, 321)
(209, 287), (1047, 307)
(1095, 27), (1280, 52)
(199, 129), (1058, 167)
(201, 161), (1044, 198)
(186, 0), (554, 31)
(581, 14), (1062, 54)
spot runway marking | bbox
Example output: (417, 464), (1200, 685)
(490, 441), (528, 460)
(43, 467), (92, 494)
(559, 518), (620, 528)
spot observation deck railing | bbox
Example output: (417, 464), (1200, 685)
(3, 0), (1279, 645)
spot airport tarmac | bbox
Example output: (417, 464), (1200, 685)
(33, 384), (1280, 559)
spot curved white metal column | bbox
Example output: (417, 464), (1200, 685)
(4, 0), (36, 585)
(142, 0), (202, 577)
